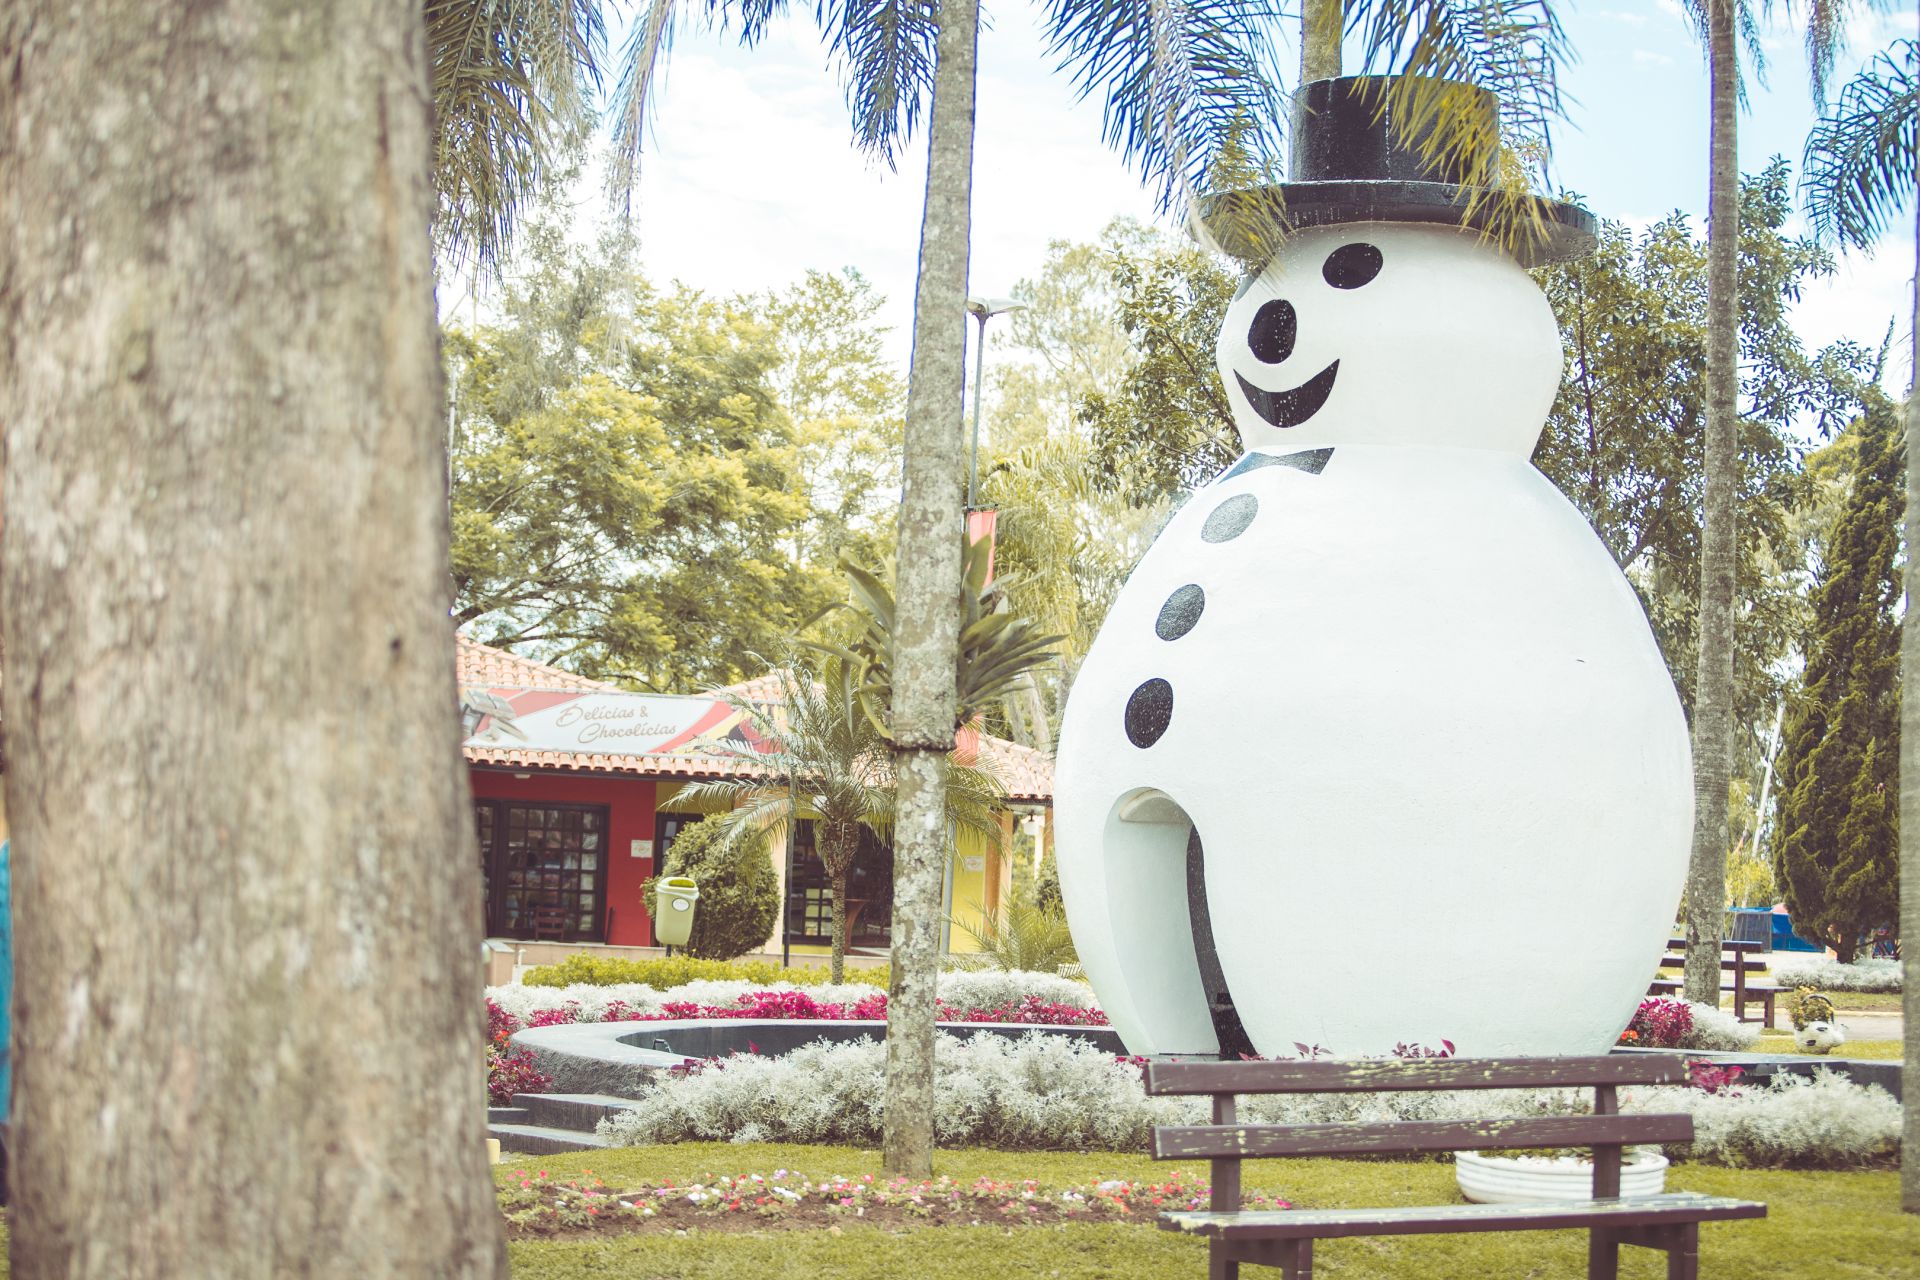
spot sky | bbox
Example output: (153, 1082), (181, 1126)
(523, 1), (1914, 389)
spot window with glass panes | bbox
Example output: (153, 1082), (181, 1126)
(473, 801), (609, 942)
(784, 820), (892, 947)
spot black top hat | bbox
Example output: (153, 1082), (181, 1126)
(1200, 76), (1597, 268)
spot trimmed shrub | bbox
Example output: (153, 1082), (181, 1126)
(594, 1031), (1897, 1169)
(640, 815), (779, 961)
(1646, 1070), (1901, 1169)
(521, 952), (891, 992)
(1771, 955), (1901, 993)
(938, 969), (1095, 1012)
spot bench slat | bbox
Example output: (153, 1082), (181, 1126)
(1157, 1193), (1767, 1241)
(1143, 1054), (1686, 1097)
(1152, 1112), (1693, 1159)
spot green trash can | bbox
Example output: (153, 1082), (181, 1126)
(655, 876), (699, 948)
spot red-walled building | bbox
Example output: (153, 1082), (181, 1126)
(458, 638), (1053, 955)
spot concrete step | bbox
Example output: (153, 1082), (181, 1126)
(488, 1106), (532, 1124)
(489, 1122), (611, 1156)
(511, 1092), (638, 1133)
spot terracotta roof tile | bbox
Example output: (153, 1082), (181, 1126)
(459, 640), (1053, 802)
(457, 637), (615, 692)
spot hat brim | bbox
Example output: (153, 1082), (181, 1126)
(1200, 181), (1598, 269)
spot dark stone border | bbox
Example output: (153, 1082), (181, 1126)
(1614, 1046), (1902, 1101)
(512, 1018), (1125, 1099)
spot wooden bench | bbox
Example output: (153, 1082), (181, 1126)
(1144, 1055), (1765, 1280)
(1651, 937), (1780, 1025)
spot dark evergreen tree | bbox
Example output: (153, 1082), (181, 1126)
(1774, 401), (1904, 962)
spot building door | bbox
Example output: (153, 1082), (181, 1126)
(474, 801), (610, 942)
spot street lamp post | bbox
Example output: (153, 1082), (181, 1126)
(965, 296), (1023, 509)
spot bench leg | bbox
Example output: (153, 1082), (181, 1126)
(1289, 1239), (1312, 1280)
(1587, 1228), (1620, 1280)
(1208, 1240), (1238, 1280)
(1666, 1223), (1698, 1280)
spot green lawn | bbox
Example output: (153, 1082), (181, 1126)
(499, 1143), (1920, 1280)
(1755, 1030), (1905, 1061)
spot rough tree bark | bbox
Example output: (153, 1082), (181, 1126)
(0, 3), (507, 1274)
(882, 0), (978, 1180)
(818, 817), (862, 984)
(1301, 0), (1343, 83)
(1684, 0), (1739, 1007)
(1903, 189), (1919, 1217)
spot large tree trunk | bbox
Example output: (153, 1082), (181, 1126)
(1902, 190), (1919, 1217)
(0, 4), (506, 1275)
(882, 0), (979, 1180)
(1301, 0), (1343, 83)
(1683, 0), (1740, 1009)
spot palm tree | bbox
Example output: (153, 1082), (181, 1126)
(1677, 0), (1886, 1007)
(1800, 33), (1918, 1215)
(1675, 0), (1744, 1008)
(670, 660), (1006, 983)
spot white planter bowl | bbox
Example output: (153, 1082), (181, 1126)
(1454, 1150), (1669, 1204)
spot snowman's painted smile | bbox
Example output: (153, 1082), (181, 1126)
(1234, 361), (1339, 430)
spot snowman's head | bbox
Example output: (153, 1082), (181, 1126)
(1215, 222), (1563, 456)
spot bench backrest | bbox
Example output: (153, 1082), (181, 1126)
(1143, 1055), (1694, 1213)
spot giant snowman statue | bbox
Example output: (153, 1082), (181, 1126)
(1054, 77), (1691, 1059)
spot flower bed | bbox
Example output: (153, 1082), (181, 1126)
(489, 968), (1096, 1025)
(592, 1031), (1900, 1169)
(1618, 996), (1759, 1052)
(492, 988), (1107, 1040)
(498, 1168), (1289, 1239)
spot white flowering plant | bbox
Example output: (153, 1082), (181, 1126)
(595, 1031), (1898, 1170)
(1770, 955), (1901, 994)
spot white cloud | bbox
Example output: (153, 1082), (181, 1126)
(1792, 241), (1914, 395)
(1633, 49), (1676, 67)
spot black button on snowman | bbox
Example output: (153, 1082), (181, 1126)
(1054, 77), (1691, 1060)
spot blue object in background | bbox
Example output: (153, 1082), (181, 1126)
(1770, 907), (1824, 953)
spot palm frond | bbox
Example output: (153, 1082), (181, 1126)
(427, 0), (603, 271)
(1041, 0), (1285, 225)
(1802, 41), (1918, 250)
(829, 533), (1064, 740)
(1351, 0), (1567, 158)
(607, 0), (681, 216)
(818, 0), (942, 165)
(949, 899), (1079, 971)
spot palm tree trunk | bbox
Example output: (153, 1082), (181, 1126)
(1685, 0), (1740, 1008)
(1901, 186), (1920, 1216)
(0, 2), (506, 1275)
(882, 0), (979, 1180)
(1301, 0), (1342, 83)
(830, 870), (850, 984)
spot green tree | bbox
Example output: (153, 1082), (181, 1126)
(1800, 35), (1918, 1209)
(447, 231), (901, 691)
(1534, 161), (1881, 739)
(1773, 403), (1903, 963)
(1081, 238), (1242, 502)
(669, 661), (1006, 983)
(641, 814), (780, 960)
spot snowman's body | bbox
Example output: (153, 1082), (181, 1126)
(1054, 224), (1692, 1058)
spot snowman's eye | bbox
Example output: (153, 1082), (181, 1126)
(1322, 243), (1383, 289)
(1246, 300), (1296, 364)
